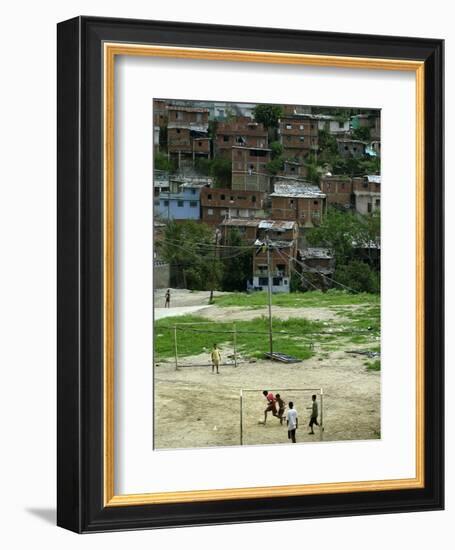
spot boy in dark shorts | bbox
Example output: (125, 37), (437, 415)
(308, 394), (320, 434)
(275, 393), (286, 425)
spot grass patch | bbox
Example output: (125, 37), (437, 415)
(366, 360), (381, 371)
(213, 290), (379, 309)
(155, 314), (322, 362)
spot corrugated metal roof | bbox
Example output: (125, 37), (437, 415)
(258, 220), (296, 230)
(299, 247), (334, 259)
(167, 106), (209, 113)
(219, 218), (261, 227)
(270, 182), (326, 199)
(366, 175), (381, 184)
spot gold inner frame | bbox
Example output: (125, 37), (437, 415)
(103, 43), (425, 507)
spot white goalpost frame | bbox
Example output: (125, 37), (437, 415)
(172, 321), (238, 370)
(239, 387), (324, 445)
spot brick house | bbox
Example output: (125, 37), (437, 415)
(215, 117), (268, 158)
(337, 138), (367, 158)
(297, 247), (335, 290)
(353, 175), (381, 214)
(278, 114), (319, 160)
(167, 106), (210, 166)
(270, 181), (326, 228)
(200, 187), (265, 225)
(249, 220), (299, 293)
(231, 146), (272, 192)
(319, 175), (354, 209)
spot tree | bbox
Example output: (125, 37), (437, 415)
(154, 151), (174, 172)
(306, 207), (381, 293)
(270, 141), (283, 159)
(252, 104), (283, 129)
(221, 229), (253, 291)
(159, 221), (223, 290)
(352, 126), (371, 142)
(266, 157), (285, 175)
(209, 158), (232, 188)
(334, 260), (380, 294)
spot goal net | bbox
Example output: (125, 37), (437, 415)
(240, 388), (324, 445)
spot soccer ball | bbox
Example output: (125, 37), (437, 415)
(258, 419), (265, 425)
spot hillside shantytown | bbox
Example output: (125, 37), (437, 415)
(153, 100), (381, 295)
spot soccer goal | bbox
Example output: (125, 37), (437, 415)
(239, 387), (324, 445)
(171, 321), (240, 370)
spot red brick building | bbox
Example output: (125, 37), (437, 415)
(270, 181), (326, 228)
(215, 117), (268, 158)
(167, 106), (210, 166)
(319, 175), (354, 208)
(278, 114), (319, 160)
(353, 175), (381, 214)
(231, 146), (271, 192)
(250, 220), (299, 293)
(200, 187), (265, 225)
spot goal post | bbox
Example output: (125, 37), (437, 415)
(240, 387), (324, 445)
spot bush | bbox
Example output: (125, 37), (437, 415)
(334, 260), (380, 294)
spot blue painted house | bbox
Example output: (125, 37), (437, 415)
(154, 177), (213, 221)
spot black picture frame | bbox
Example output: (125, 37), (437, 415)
(57, 16), (444, 533)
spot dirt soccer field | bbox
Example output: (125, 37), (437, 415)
(154, 289), (381, 450)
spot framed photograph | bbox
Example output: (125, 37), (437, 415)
(57, 16), (444, 533)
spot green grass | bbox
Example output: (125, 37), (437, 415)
(366, 360), (381, 371)
(155, 314), (323, 362)
(213, 290), (379, 309)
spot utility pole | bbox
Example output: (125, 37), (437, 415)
(266, 236), (273, 356)
(209, 228), (220, 304)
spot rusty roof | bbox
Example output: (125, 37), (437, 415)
(271, 182), (326, 199)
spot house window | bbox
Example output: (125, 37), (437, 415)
(252, 195), (256, 202)
(176, 129), (181, 134)
(249, 164), (254, 170)
(375, 199), (380, 207)
(289, 199), (294, 205)
(291, 166), (295, 172)
(207, 194), (212, 200)
(230, 196), (234, 201)
(286, 124), (292, 129)
(163, 200), (169, 206)
(313, 200), (318, 205)
(338, 121), (344, 128)
(191, 188), (196, 194)
(196, 113), (202, 122)
(367, 203), (372, 213)
(223, 135), (229, 142)
(299, 136), (305, 142)
(220, 194), (225, 200)
(207, 208), (214, 215)
(190, 201), (198, 207)
(273, 277), (282, 286)
(177, 200), (184, 207)
(258, 277), (268, 286)
(154, 200), (160, 206)
(299, 125), (304, 130)
(198, 141), (202, 147)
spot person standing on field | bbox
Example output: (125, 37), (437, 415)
(211, 343), (221, 374)
(164, 289), (171, 308)
(286, 401), (298, 443)
(308, 394), (320, 434)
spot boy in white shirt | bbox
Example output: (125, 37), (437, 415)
(286, 401), (298, 443)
